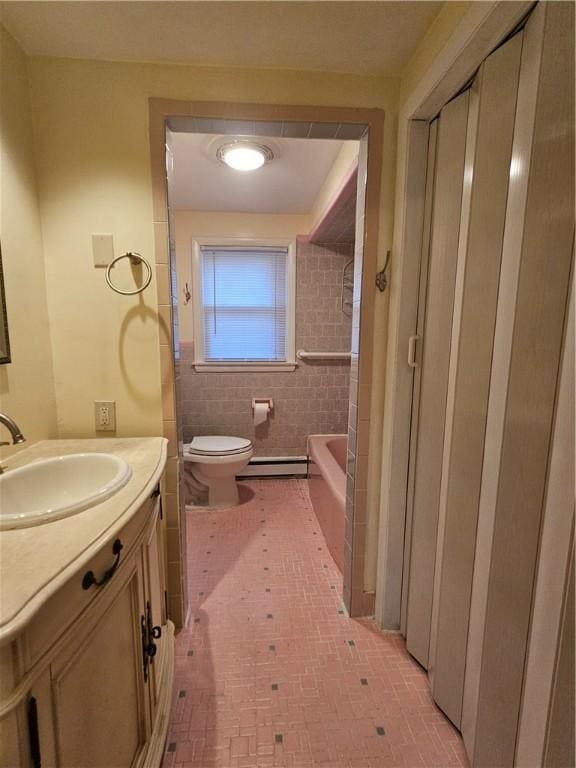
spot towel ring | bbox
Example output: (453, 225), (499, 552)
(106, 252), (152, 295)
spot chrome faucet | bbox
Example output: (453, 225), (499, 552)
(0, 413), (26, 447)
(0, 413), (26, 474)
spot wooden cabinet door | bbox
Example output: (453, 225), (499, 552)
(0, 706), (26, 768)
(49, 558), (149, 768)
(142, 498), (167, 710)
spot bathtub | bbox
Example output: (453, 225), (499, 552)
(307, 435), (347, 573)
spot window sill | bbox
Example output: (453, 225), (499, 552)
(193, 362), (297, 373)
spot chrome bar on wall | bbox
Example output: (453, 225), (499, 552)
(296, 349), (351, 362)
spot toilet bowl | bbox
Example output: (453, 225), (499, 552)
(182, 436), (253, 506)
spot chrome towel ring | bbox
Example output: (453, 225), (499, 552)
(106, 252), (152, 295)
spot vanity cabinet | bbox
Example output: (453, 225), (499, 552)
(0, 488), (174, 768)
(48, 560), (146, 768)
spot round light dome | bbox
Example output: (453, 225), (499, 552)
(217, 141), (273, 172)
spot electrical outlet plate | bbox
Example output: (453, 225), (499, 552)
(94, 400), (116, 432)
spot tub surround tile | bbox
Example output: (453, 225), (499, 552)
(345, 502), (355, 544)
(168, 594), (183, 630)
(165, 456), (178, 491)
(155, 263), (171, 306)
(346, 473), (355, 506)
(166, 527), (182, 563)
(158, 305), (173, 348)
(163, 419), (177, 458)
(361, 590), (377, 617)
(154, 221), (170, 265)
(164, 490), (179, 527)
(348, 424), (357, 455)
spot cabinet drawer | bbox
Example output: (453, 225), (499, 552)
(23, 496), (157, 670)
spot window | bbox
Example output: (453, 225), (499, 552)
(192, 240), (295, 371)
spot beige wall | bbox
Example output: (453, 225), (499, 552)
(309, 141), (359, 232)
(25, 56), (398, 450)
(399, 1), (471, 108)
(0, 26), (57, 456)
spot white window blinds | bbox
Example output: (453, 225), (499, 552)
(200, 246), (289, 362)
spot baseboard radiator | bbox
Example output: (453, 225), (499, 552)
(237, 456), (308, 478)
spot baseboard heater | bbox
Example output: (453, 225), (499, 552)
(237, 456), (308, 478)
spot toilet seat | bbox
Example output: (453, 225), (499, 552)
(186, 435), (253, 457)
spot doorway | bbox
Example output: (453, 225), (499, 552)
(148, 101), (384, 625)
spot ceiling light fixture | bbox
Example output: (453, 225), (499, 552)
(217, 141), (274, 172)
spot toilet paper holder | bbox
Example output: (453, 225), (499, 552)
(252, 398), (274, 413)
(252, 398), (273, 427)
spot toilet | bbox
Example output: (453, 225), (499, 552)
(182, 436), (253, 507)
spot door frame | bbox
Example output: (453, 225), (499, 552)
(148, 99), (385, 622)
(375, 0), (534, 630)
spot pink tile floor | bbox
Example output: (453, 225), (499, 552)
(163, 479), (468, 768)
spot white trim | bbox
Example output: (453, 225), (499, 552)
(238, 456), (308, 478)
(404, 2), (533, 120)
(250, 455), (307, 463)
(193, 363), (296, 372)
(286, 240), (296, 364)
(375, 0), (534, 631)
(191, 237), (296, 370)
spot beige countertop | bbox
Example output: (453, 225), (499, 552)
(0, 437), (167, 644)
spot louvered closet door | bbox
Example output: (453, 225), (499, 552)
(404, 88), (469, 669)
(428, 31), (523, 729)
(404, 4), (574, 764)
(462, 4), (574, 764)
(405, 29), (524, 687)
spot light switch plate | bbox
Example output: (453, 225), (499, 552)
(92, 234), (114, 267)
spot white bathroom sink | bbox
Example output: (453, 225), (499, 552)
(0, 453), (132, 530)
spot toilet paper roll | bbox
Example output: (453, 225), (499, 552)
(253, 402), (269, 427)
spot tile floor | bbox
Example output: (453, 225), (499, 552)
(162, 479), (468, 768)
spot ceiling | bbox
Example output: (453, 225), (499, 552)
(168, 133), (350, 214)
(0, 1), (443, 77)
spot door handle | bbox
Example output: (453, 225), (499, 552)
(408, 335), (420, 368)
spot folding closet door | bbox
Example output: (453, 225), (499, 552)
(399, 119), (437, 637)
(427, 32), (523, 728)
(461, 3), (574, 765)
(404, 89), (469, 668)
(514, 277), (574, 766)
(403, 3), (573, 764)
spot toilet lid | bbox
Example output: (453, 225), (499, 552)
(187, 436), (253, 456)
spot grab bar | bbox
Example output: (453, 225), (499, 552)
(296, 349), (351, 361)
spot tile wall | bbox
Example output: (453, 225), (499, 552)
(178, 240), (354, 456)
